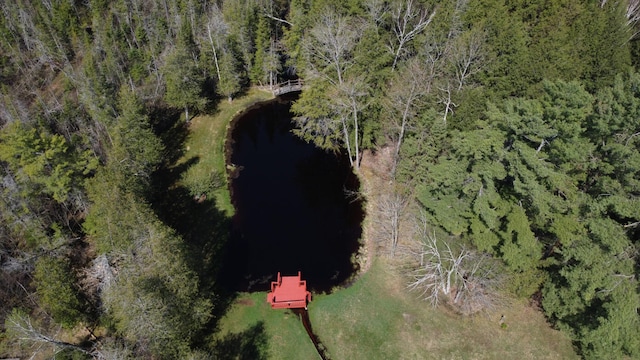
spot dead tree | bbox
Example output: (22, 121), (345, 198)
(5, 309), (93, 357)
(408, 213), (503, 313)
(408, 227), (470, 306)
(375, 190), (409, 257)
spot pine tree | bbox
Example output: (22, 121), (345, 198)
(162, 23), (206, 121)
(34, 256), (85, 329)
(0, 123), (98, 203)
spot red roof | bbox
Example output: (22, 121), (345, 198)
(267, 272), (312, 309)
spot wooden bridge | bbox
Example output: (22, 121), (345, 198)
(272, 79), (304, 96)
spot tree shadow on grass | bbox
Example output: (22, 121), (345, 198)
(210, 322), (269, 360)
(148, 104), (246, 351)
(149, 106), (189, 166)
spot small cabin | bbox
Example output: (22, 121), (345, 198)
(267, 271), (312, 309)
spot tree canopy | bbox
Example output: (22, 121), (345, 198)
(1, 0), (639, 358)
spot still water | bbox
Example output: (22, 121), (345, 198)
(221, 98), (364, 293)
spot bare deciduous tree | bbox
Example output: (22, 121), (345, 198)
(375, 190), (409, 257)
(203, 3), (228, 82)
(364, 0), (389, 28)
(385, 58), (428, 177)
(408, 213), (503, 314)
(93, 339), (135, 360)
(420, 32), (449, 95)
(330, 76), (369, 169)
(437, 82), (456, 125)
(80, 254), (115, 305)
(626, 0), (640, 40)
(264, 38), (282, 89)
(446, 0), (470, 41)
(451, 30), (486, 90)
(5, 309), (93, 357)
(389, 0), (436, 70)
(408, 227), (468, 306)
(307, 10), (362, 86)
(303, 12), (369, 169)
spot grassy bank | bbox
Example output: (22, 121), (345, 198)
(210, 292), (319, 359)
(216, 259), (577, 360)
(181, 89), (274, 215)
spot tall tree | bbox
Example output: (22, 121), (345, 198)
(102, 213), (212, 358)
(111, 87), (163, 192)
(202, 2), (228, 83)
(384, 58), (428, 177)
(293, 9), (371, 170)
(162, 25), (206, 121)
(388, 0), (435, 70)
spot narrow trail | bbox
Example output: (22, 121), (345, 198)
(293, 308), (330, 360)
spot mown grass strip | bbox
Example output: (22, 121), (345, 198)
(181, 89), (274, 215)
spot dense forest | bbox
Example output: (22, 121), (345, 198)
(0, 0), (639, 358)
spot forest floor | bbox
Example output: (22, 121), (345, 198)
(188, 91), (579, 359)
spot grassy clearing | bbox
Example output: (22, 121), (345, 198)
(310, 259), (578, 359)
(216, 259), (577, 360)
(181, 89), (274, 215)
(211, 292), (319, 359)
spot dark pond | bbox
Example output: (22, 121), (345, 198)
(220, 97), (364, 293)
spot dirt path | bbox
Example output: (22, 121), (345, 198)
(355, 147), (395, 274)
(293, 308), (329, 360)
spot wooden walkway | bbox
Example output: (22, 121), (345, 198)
(272, 79), (304, 96)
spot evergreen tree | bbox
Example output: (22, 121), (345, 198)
(112, 87), (163, 193)
(217, 43), (244, 102)
(102, 212), (212, 359)
(0, 123), (98, 203)
(162, 24), (206, 121)
(251, 15), (270, 85)
(34, 256), (85, 329)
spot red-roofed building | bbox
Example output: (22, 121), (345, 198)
(267, 272), (312, 309)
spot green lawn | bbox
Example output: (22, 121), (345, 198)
(211, 292), (320, 359)
(310, 259), (578, 359)
(181, 88), (274, 215)
(215, 260), (577, 360)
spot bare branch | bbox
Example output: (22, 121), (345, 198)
(307, 10), (362, 85)
(389, 0), (436, 70)
(408, 213), (503, 314)
(451, 30), (486, 90)
(438, 82), (457, 125)
(262, 11), (293, 26)
(385, 58), (428, 176)
(364, 0), (389, 26)
(5, 310), (93, 357)
(375, 190), (409, 257)
(623, 221), (640, 228)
